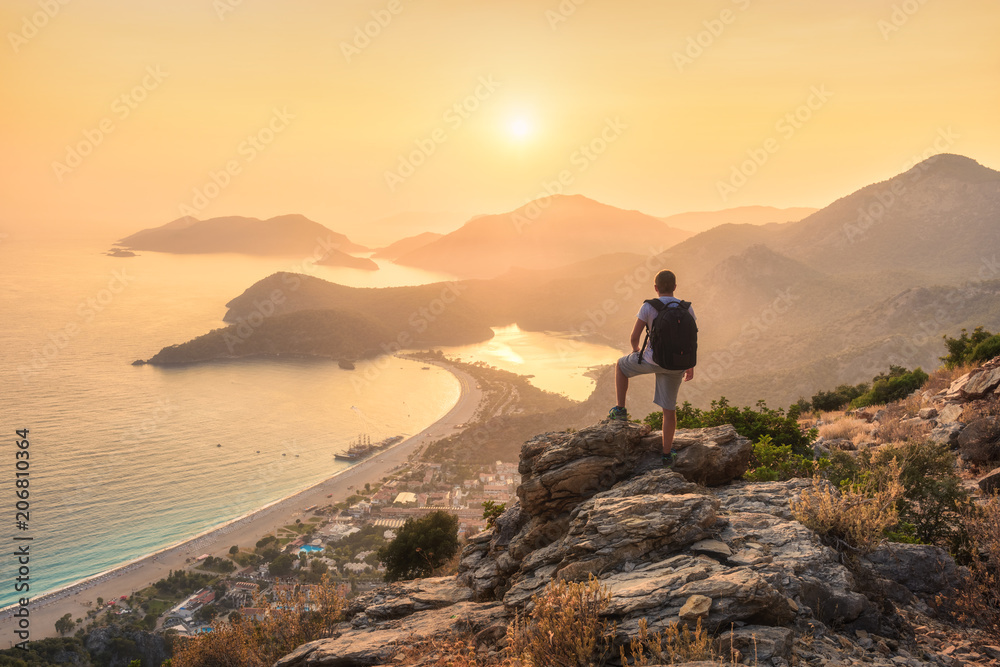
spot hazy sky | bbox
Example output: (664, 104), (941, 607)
(2, 0), (998, 242)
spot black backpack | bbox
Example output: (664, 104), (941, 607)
(638, 299), (698, 370)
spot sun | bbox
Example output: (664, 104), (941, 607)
(507, 116), (533, 140)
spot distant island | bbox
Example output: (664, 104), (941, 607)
(106, 248), (137, 257)
(315, 248), (379, 271)
(137, 280), (496, 366)
(136, 309), (393, 365)
(117, 213), (369, 257)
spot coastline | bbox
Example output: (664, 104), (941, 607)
(0, 358), (482, 646)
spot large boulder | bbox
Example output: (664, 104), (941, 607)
(864, 543), (962, 600)
(961, 363), (1000, 400)
(978, 466), (1000, 495)
(936, 403), (965, 425)
(940, 373), (973, 402)
(929, 422), (964, 447)
(958, 416), (1000, 462)
(662, 424), (753, 486)
(516, 420), (659, 519)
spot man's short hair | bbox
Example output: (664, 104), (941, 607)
(654, 270), (676, 293)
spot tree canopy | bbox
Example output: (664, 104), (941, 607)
(378, 511), (459, 582)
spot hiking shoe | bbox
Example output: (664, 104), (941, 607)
(662, 450), (678, 467)
(608, 406), (628, 421)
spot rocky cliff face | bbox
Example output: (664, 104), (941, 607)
(278, 420), (969, 667)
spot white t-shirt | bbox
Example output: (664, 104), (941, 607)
(637, 297), (696, 364)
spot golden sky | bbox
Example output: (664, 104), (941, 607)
(1, 0), (998, 242)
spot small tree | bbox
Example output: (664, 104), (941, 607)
(270, 553), (295, 577)
(193, 603), (218, 624)
(482, 500), (506, 528)
(229, 545), (239, 555)
(55, 613), (75, 635)
(378, 510), (459, 582)
(941, 326), (995, 368)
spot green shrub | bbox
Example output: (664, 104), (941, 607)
(969, 334), (1000, 365)
(787, 398), (812, 420)
(811, 383), (869, 412)
(849, 366), (928, 408)
(940, 326), (996, 368)
(823, 441), (970, 549)
(482, 500), (506, 529)
(744, 435), (827, 482)
(648, 398), (815, 456)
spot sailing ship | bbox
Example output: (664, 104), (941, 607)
(334, 434), (404, 462)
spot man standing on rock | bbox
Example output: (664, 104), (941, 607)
(609, 270), (697, 464)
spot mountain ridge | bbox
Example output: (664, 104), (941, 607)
(393, 194), (693, 278)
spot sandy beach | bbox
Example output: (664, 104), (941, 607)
(1, 359), (481, 646)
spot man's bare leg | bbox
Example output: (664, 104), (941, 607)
(615, 361), (629, 408)
(662, 408), (677, 453)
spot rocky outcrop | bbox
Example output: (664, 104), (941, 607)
(515, 421), (661, 519)
(275, 578), (506, 667)
(276, 601), (506, 667)
(459, 422), (928, 643)
(278, 419), (972, 667)
(960, 361), (1000, 400)
(924, 358), (1000, 455)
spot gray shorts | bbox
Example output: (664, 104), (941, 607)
(617, 352), (685, 411)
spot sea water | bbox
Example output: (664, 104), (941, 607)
(0, 238), (462, 607)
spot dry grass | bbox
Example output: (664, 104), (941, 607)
(874, 403), (932, 445)
(875, 418), (931, 445)
(506, 576), (614, 667)
(949, 495), (1000, 642)
(619, 617), (740, 666)
(814, 409), (846, 423)
(172, 576), (345, 667)
(399, 636), (497, 667)
(791, 462), (905, 555)
(818, 418), (874, 443)
(901, 393), (925, 418)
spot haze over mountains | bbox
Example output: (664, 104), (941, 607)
(372, 232), (444, 261)
(140, 154), (1000, 409)
(658, 206), (817, 233)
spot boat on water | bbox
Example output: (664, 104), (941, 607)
(334, 434), (404, 461)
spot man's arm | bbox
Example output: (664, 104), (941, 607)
(629, 318), (645, 352)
